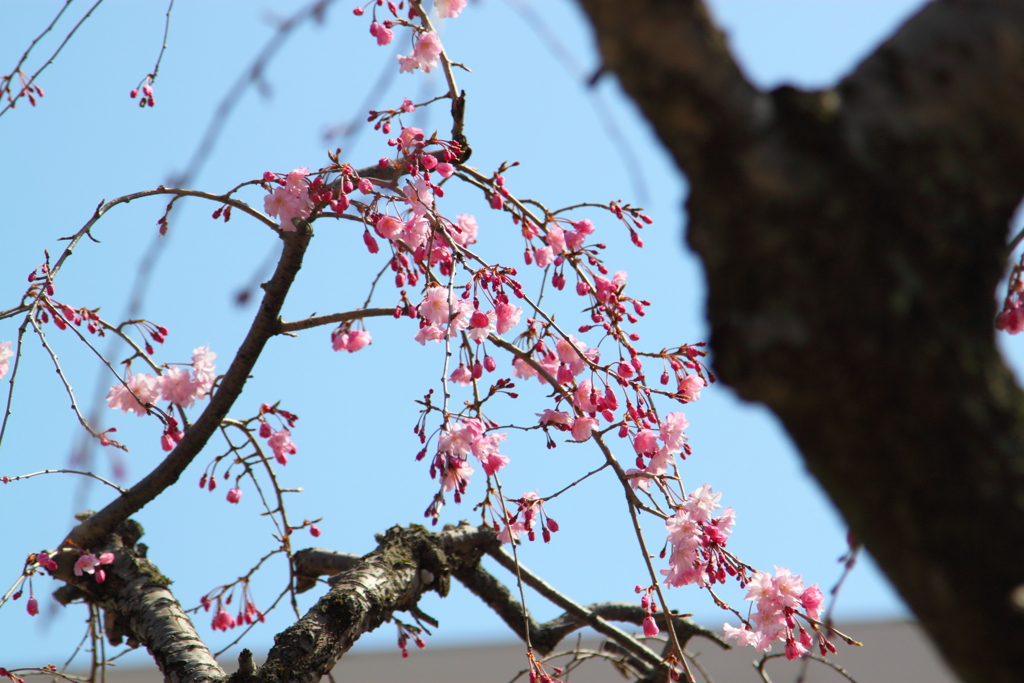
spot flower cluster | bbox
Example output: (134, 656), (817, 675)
(496, 490), (559, 544)
(201, 580), (264, 632)
(661, 484), (736, 588)
(263, 167), (313, 230)
(723, 567), (830, 660)
(634, 584), (661, 637)
(423, 418), (508, 515)
(331, 326), (372, 353)
(74, 552), (115, 584)
(398, 32), (443, 73)
(129, 78), (155, 107)
(106, 346), (217, 416)
(257, 402), (299, 466)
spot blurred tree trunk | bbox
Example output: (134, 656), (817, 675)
(575, 2), (1024, 682)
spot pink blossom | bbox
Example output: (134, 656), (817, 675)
(435, 162), (454, 178)
(0, 340), (12, 380)
(369, 21), (394, 45)
(512, 357), (538, 380)
(495, 303), (522, 335)
(268, 429), (297, 465)
(450, 364), (473, 386)
(537, 409), (572, 429)
(226, 487), (243, 503)
(434, 0), (467, 17)
(419, 287), (452, 325)
(37, 552), (58, 571)
(159, 366), (200, 408)
(723, 624), (759, 648)
(106, 373), (160, 415)
(801, 584), (825, 620)
(284, 167), (309, 196)
(447, 299), (474, 333)
(555, 335), (585, 364)
(375, 214), (404, 240)
(466, 309), (496, 343)
(401, 98), (416, 113)
(683, 483), (722, 524)
(192, 346), (217, 396)
(415, 324), (445, 345)
(573, 379), (599, 413)
(545, 225), (566, 254)
(334, 329), (371, 353)
(659, 412), (689, 452)
(441, 457), (473, 493)
(346, 329), (371, 352)
(571, 416), (598, 441)
(74, 552), (114, 580)
(633, 429), (659, 456)
(642, 615), (659, 637)
(534, 246), (553, 268)
(403, 177), (435, 215)
(451, 214), (478, 246)
(402, 215), (431, 249)
(212, 609), (236, 631)
(472, 433), (509, 475)
(678, 374), (704, 401)
(398, 32), (443, 73)
(264, 185), (311, 231)
(785, 638), (808, 661)
(497, 519), (527, 544)
(398, 126), (424, 150)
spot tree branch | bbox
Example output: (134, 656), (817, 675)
(66, 225), (313, 552)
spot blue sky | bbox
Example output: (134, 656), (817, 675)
(3, 0), (1002, 672)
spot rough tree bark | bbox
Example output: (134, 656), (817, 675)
(574, 1), (1024, 682)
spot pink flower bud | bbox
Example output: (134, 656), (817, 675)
(310, 525), (321, 537)
(642, 615), (659, 637)
(27, 597), (39, 616)
(226, 488), (242, 504)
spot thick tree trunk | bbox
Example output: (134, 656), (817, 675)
(575, 2), (1024, 682)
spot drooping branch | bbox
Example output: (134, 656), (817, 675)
(450, 556), (725, 662)
(576, 1), (1024, 682)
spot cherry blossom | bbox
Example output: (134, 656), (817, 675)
(264, 168), (312, 230)
(678, 374), (704, 401)
(570, 416), (598, 441)
(212, 608), (236, 631)
(419, 287), (452, 325)
(398, 32), (443, 74)
(450, 214), (478, 246)
(434, 0), (467, 18)
(191, 346), (217, 396)
(74, 552), (114, 583)
(159, 366), (200, 408)
(106, 373), (160, 416)
(226, 487), (243, 504)
(0, 340), (12, 379)
(495, 303), (522, 335)
(369, 21), (394, 46)
(332, 329), (372, 353)
(268, 429), (297, 465)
